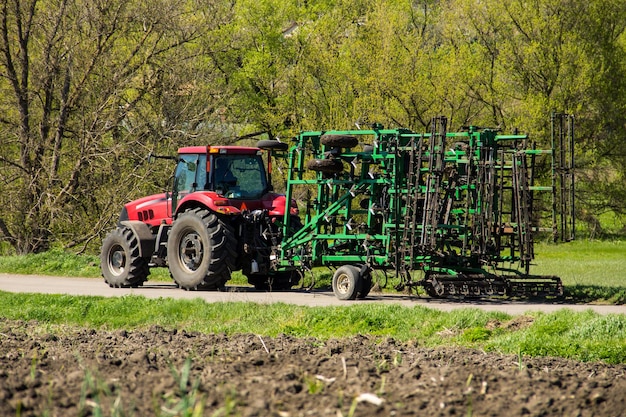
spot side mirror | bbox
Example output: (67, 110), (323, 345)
(147, 152), (177, 163)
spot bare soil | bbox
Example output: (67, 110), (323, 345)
(0, 318), (624, 417)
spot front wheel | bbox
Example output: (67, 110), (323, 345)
(167, 208), (237, 290)
(100, 227), (149, 288)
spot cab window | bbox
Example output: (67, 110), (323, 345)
(174, 154), (207, 193)
(210, 154), (267, 199)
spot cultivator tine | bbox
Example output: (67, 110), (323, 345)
(420, 116), (447, 251)
(551, 112), (575, 242)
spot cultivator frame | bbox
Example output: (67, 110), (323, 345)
(270, 115), (573, 299)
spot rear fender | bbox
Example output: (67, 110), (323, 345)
(120, 221), (156, 258)
(176, 193), (241, 216)
(266, 195), (298, 216)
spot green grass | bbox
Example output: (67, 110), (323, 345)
(0, 249), (247, 283)
(533, 240), (625, 287)
(533, 240), (626, 303)
(1, 291), (625, 364)
(0, 249), (103, 277)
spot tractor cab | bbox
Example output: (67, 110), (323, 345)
(172, 146), (271, 215)
(208, 153), (267, 199)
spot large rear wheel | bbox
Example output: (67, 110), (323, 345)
(100, 227), (149, 288)
(168, 208), (237, 290)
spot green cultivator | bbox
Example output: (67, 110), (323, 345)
(271, 115), (574, 299)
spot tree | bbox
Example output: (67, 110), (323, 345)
(2, 0), (624, 255)
(0, 0), (206, 254)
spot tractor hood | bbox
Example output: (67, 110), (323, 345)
(119, 191), (296, 228)
(120, 192), (171, 227)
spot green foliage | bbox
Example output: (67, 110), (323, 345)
(0, 0), (624, 254)
(163, 358), (206, 417)
(485, 310), (626, 363)
(565, 286), (626, 305)
(1, 291), (625, 363)
(462, 327), (493, 343)
(78, 368), (128, 417)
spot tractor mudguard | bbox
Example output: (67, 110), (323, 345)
(120, 220), (156, 258)
(263, 194), (298, 217)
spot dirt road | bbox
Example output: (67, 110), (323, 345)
(1, 273), (625, 315)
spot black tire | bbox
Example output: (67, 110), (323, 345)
(332, 265), (363, 300)
(321, 135), (359, 148)
(248, 271), (299, 291)
(356, 271), (372, 299)
(100, 227), (149, 288)
(306, 158), (344, 173)
(257, 140), (289, 151)
(167, 208), (237, 290)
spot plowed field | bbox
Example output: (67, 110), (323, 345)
(1, 318), (624, 416)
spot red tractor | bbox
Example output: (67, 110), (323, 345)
(100, 140), (300, 291)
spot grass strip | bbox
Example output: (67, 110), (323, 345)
(1, 291), (625, 364)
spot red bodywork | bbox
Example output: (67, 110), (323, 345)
(121, 145), (294, 228)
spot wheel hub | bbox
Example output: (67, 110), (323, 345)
(108, 245), (126, 276)
(180, 233), (204, 272)
(336, 273), (351, 295)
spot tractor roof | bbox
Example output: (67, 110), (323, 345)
(178, 145), (260, 155)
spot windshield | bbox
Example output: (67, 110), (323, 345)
(210, 154), (267, 199)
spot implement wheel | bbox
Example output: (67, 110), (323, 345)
(321, 135), (359, 148)
(100, 227), (149, 288)
(332, 265), (364, 300)
(168, 208), (237, 290)
(257, 139), (289, 151)
(306, 158), (344, 173)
